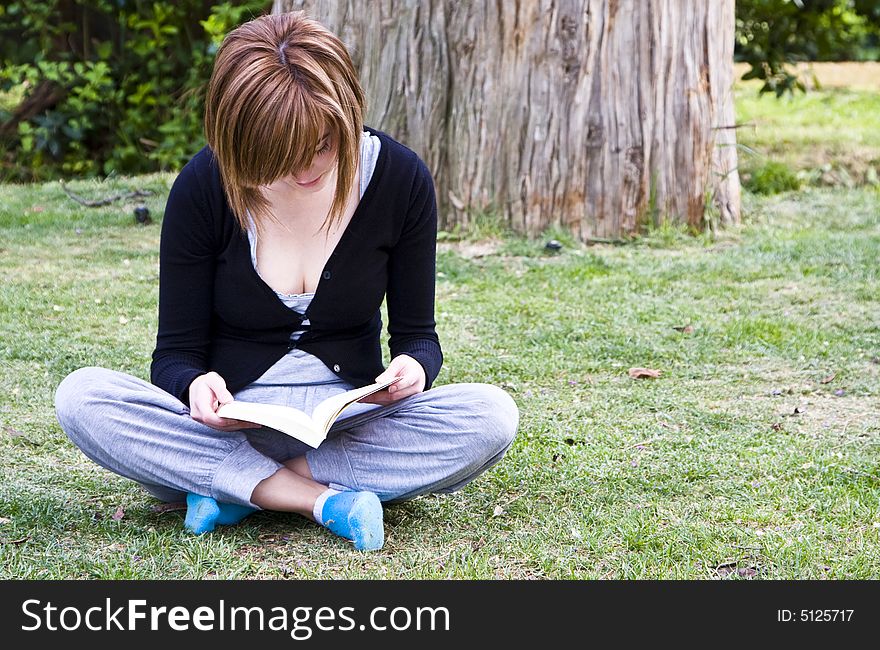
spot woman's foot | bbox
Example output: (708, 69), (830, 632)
(185, 488), (384, 551)
(184, 493), (256, 535)
(313, 489), (384, 551)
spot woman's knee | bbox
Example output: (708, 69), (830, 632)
(54, 366), (124, 439)
(464, 383), (519, 455)
(56, 366), (108, 413)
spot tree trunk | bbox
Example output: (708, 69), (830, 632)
(273, 0), (740, 239)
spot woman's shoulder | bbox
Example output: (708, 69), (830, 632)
(164, 145), (232, 237)
(178, 145), (222, 187)
(165, 146), (223, 208)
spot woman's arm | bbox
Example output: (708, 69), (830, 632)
(363, 158), (443, 403)
(150, 161), (217, 403)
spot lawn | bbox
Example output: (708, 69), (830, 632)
(1, 77), (878, 579)
(735, 62), (880, 189)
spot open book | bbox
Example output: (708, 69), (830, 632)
(215, 376), (402, 448)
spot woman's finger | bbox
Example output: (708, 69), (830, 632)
(203, 373), (234, 404)
(369, 355), (425, 404)
(195, 410), (261, 431)
(216, 416), (262, 430)
(387, 375), (415, 393)
(358, 388), (392, 405)
(362, 382), (420, 405)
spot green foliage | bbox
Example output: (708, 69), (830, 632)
(0, 0), (272, 182)
(745, 160), (803, 194)
(736, 0), (880, 96)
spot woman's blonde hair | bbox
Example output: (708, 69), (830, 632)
(204, 11), (365, 234)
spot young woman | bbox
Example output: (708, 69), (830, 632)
(54, 11), (518, 551)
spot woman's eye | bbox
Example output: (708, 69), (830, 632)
(317, 140), (331, 154)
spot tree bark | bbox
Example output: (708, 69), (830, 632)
(273, 0), (740, 239)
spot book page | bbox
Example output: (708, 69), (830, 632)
(311, 376), (403, 435)
(216, 401), (325, 448)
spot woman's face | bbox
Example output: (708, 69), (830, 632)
(263, 131), (336, 195)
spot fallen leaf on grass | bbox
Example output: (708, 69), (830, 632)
(628, 367), (661, 379)
(492, 505), (505, 517)
(771, 422), (783, 431)
(0, 517), (11, 525)
(673, 325), (695, 334)
(820, 373), (836, 384)
(111, 506), (125, 521)
(150, 502), (186, 514)
(3, 426), (25, 437)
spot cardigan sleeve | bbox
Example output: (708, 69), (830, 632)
(150, 161), (217, 403)
(385, 158), (443, 389)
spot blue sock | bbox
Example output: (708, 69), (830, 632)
(313, 489), (384, 551)
(216, 502), (257, 525)
(184, 493), (256, 535)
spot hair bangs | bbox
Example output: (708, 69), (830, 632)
(204, 11), (366, 235)
(238, 85), (333, 189)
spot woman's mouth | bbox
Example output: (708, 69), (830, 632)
(296, 173), (324, 188)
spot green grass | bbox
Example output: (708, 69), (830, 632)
(736, 84), (880, 189)
(1, 174), (878, 579)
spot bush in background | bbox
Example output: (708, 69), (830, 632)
(743, 160), (803, 195)
(0, 0), (271, 183)
(736, 0), (880, 96)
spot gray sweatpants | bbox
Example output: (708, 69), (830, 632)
(54, 348), (519, 508)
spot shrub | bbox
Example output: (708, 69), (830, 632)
(0, 1), (272, 183)
(744, 161), (802, 195)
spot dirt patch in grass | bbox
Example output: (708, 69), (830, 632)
(715, 389), (879, 442)
(437, 239), (501, 259)
(788, 394), (880, 437)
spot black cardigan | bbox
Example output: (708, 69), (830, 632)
(150, 128), (442, 403)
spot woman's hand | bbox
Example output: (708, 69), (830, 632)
(188, 371), (261, 432)
(360, 354), (426, 405)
